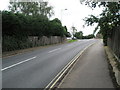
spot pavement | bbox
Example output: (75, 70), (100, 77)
(2, 39), (96, 88)
(59, 40), (114, 88)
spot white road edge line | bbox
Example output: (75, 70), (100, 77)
(1, 56), (37, 71)
(48, 48), (61, 53)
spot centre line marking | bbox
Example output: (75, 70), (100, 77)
(1, 56), (37, 71)
(48, 48), (61, 53)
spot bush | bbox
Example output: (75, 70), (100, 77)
(2, 36), (30, 52)
(2, 11), (68, 52)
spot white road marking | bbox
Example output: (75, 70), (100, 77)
(45, 43), (95, 89)
(48, 48), (61, 53)
(1, 56), (37, 71)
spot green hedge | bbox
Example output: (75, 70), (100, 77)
(2, 11), (69, 52)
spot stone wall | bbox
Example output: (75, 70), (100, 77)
(107, 26), (120, 62)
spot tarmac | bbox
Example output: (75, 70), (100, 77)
(59, 40), (114, 88)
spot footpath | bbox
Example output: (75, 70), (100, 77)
(59, 40), (114, 88)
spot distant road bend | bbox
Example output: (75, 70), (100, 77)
(2, 39), (97, 88)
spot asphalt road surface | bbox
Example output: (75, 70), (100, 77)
(2, 39), (97, 88)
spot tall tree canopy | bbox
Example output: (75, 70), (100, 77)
(81, 1), (120, 45)
(9, 0), (54, 18)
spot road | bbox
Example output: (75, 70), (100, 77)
(2, 39), (97, 88)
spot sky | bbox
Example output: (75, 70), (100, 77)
(0, 0), (104, 35)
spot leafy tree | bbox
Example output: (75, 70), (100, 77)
(82, 1), (120, 45)
(2, 11), (67, 51)
(49, 18), (65, 36)
(2, 11), (67, 37)
(63, 26), (71, 37)
(2, 1), (69, 52)
(9, 0), (54, 18)
(82, 34), (94, 39)
(74, 31), (83, 39)
(66, 32), (71, 37)
(2, 11), (21, 37)
(71, 26), (77, 39)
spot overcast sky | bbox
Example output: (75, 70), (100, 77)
(0, 0), (104, 35)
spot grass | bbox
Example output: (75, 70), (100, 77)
(68, 39), (77, 43)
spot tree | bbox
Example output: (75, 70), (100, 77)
(49, 18), (65, 36)
(9, 0), (54, 18)
(83, 34), (94, 39)
(74, 31), (83, 39)
(63, 26), (71, 37)
(71, 26), (77, 39)
(2, 11), (22, 37)
(2, 10), (50, 37)
(66, 32), (71, 37)
(82, 1), (120, 45)
(2, 11), (67, 51)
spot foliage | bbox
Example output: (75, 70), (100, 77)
(71, 26), (77, 35)
(65, 32), (71, 37)
(9, 0), (54, 18)
(71, 26), (77, 39)
(73, 30), (94, 39)
(63, 26), (71, 37)
(2, 11), (68, 37)
(2, 11), (46, 37)
(2, 1), (71, 52)
(2, 11), (69, 52)
(49, 18), (66, 36)
(83, 2), (120, 45)
(2, 36), (32, 51)
(68, 39), (77, 43)
(82, 34), (95, 39)
(74, 31), (83, 39)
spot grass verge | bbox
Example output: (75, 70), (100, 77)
(67, 39), (77, 43)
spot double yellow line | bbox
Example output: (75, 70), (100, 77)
(45, 43), (95, 89)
